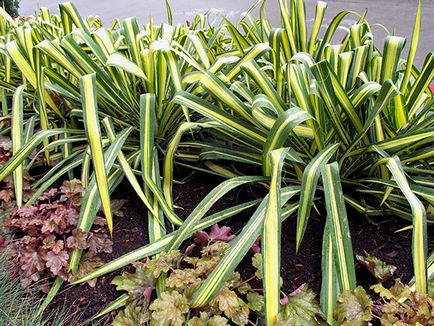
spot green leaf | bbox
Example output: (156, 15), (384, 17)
(166, 176), (267, 252)
(187, 313), (229, 326)
(112, 299), (150, 326)
(211, 287), (249, 325)
(370, 279), (411, 301)
(296, 144), (340, 251)
(112, 266), (154, 298)
(69, 128), (132, 272)
(80, 73), (113, 234)
(333, 286), (373, 326)
(149, 291), (189, 326)
(384, 156), (427, 293)
(72, 199), (262, 284)
(356, 253), (397, 282)
(262, 148), (289, 325)
(247, 292), (264, 312)
(106, 52), (148, 81)
(321, 162), (356, 291)
(11, 85), (25, 208)
(277, 284), (327, 326)
(252, 253), (262, 280)
(192, 186), (300, 308)
(262, 109), (311, 176)
(93, 294), (129, 321)
(0, 129), (80, 183)
(320, 222), (339, 325)
(400, 0), (421, 93)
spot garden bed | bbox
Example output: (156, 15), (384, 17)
(1, 0), (434, 324)
(50, 175), (434, 324)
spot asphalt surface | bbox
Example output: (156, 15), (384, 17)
(18, 0), (434, 67)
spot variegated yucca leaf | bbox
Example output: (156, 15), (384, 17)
(80, 73), (114, 234)
(296, 144), (340, 251)
(11, 85), (25, 207)
(383, 156), (427, 293)
(192, 186), (300, 308)
(322, 162), (356, 286)
(69, 127), (132, 272)
(166, 175), (267, 251)
(262, 148), (289, 325)
(320, 222), (339, 325)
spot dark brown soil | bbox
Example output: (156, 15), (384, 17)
(52, 181), (151, 325)
(50, 175), (434, 324)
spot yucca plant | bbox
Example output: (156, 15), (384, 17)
(74, 0), (433, 323)
(0, 0), (282, 318)
(169, 1), (434, 321)
(0, 2), (237, 248)
(0, 0), (433, 324)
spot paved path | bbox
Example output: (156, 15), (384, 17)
(19, 0), (434, 67)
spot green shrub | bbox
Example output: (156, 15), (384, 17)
(2, 0), (19, 18)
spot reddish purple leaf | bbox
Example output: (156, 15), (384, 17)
(193, 224), (235, 244)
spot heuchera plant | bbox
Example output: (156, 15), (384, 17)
(333, 280), (434, 325)
(111, 225), (326, 326)
(3, 179), (114, 288)
(0, 136), (33, 221)
(112, 225), (261, 326)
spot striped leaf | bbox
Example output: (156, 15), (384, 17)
(106, 52), (148, 81)
(140, 93), (183, 226)
(320, 222), (339, 325)
(80, 73), (113, 233)
(262, 107), (311, 176)
(400, 0), (421, 93)
(69, 127), (132, 272)
(172, 91), (266, 145)
(92, 294), (129, 320)
(11, 85), (25, 207)
(102, 117), (154, 213)
(384, 156), (427, 293)
(321, 162), (356, 291)
(192, 186), (300, 308)
(262, 148), (288, 325)
(166, 176), (267, 251)
(296, 144), (340, 251)
(380, 36), (405, 83)
(0, 129), (80, 182)
(73, 199), (263, 284)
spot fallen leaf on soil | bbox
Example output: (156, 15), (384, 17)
(356, 253), (397, 282)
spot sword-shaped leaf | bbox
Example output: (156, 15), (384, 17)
(262, 148), (288, 325)
(192, 186), (300, 308)
(80, 73), (113, 233)
(11, 85), (25, 207)
(384, 156), (427, 293)
(296, 144), (340, 251)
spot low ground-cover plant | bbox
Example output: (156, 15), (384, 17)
(109, 239), (431, 325)
(113, 244), (257, 325)
(0, 251), (81, 325)
(3, 179), (114, 288)
(0, 0), (432, 324)
(356, 252), (398, 283)
(335, 281), (434, 325)
(110, 225), (329, 325)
